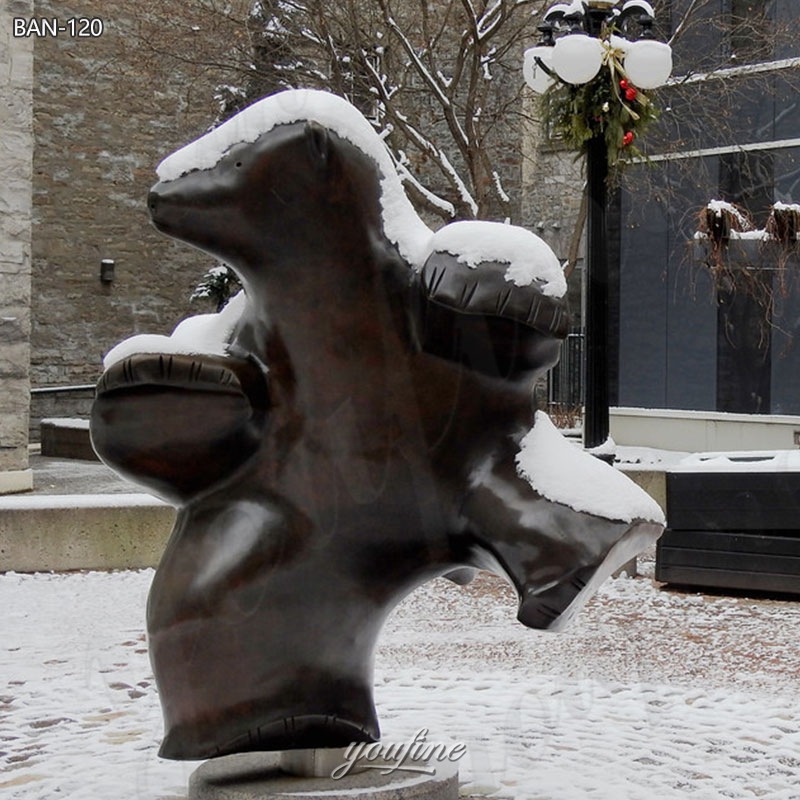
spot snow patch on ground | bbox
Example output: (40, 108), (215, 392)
(3, 567), (800, 799)
(0, 493), (167, 510)
(675, 450), (800, 472)
(40, 418), (90, 430)
(614, 445), (689, 470)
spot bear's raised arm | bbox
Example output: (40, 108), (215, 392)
(92, 350), (269, 504)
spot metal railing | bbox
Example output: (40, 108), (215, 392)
(548, 329), (584, 410)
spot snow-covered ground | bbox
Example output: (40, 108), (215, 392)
(2, 554), (800, 799)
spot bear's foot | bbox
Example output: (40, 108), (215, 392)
(515, 519), (662, 631)
(160, 711), (378, 760)
(462, 451), (664, 632)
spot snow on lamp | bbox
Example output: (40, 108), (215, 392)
(620, 0), (655, 17)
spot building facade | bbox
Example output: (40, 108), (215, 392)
(28, 0), (253, 389)
(617, 0), (800, 415)
(525, 0), (800, 418)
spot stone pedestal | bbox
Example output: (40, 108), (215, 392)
(188, 750), (459, 800)
(0, 0), (34, 495)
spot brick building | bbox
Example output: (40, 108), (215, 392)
(29, 0), (253, 387)
(0, 0), (252, 492)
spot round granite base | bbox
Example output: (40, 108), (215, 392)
(188, 751), (459, 800)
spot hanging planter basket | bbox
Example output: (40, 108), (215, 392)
(766, 203), (800, 248)
(694, 200), (800, 274)
(692, 200), (800, 327)
(696, 200), (753, 252)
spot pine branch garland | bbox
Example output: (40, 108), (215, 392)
(541, 43), (660, 174)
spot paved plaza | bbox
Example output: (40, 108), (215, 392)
(2, 535), (800, 799)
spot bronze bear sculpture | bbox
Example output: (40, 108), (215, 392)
(90, 90), (664, 761)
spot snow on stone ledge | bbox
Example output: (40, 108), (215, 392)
(0, 493), (168, 510)
(516, 412), (666, 524)
(429, 221), (567, 298)
(156, 88), (434, 268)
(40, 418), (90, 430)
(103, 291), (246, 369)
(772, 201), (800, 213)
(672, 450), (800, 472)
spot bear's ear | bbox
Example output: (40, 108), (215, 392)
(305, 121), (330, 171)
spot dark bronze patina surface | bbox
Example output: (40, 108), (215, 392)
(91, 113), (661, 761)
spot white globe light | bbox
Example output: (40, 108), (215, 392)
(523, 46), (556, 94)
(608, 34), (631, 56)
(623, 39), (673, 89)
(551, 34), (603, 85)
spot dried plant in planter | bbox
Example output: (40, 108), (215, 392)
(764, 203), (800, 296)
(697, 200), (754, 264)
(692, 200), (800, 343)
(766, 202), (800, 246)
(695, 200), (765, 298)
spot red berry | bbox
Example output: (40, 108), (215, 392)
(622, 131), (635, 146)
(619, 79), (629, 90)
(625, 87), (638, 101)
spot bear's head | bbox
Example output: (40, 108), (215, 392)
(148, 120), (389, 296)
(92, 93), (427, 503)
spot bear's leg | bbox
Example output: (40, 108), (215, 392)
(460, 455), (661, 631)
(147, 495), (383, 759)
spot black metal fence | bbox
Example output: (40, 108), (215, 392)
(548, 329), (584, 411)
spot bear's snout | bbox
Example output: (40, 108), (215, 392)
(146, 179), (238, 258)
(147, 184), (173, 230)
(147, 188), (161, 219)
(147, 180), (195, 225)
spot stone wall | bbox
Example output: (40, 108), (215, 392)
(30, 0), (250, 388)
(0, 0), (34, 493)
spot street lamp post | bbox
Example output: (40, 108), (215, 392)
(524, 0), (672, 455)
(584, 121), (610, 453)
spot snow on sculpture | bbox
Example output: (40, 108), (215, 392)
(90, 89), (664, 760)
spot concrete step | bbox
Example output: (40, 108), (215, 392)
(0, 493), (174, 572)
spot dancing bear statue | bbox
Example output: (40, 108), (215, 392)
(90, 90), (664, 760)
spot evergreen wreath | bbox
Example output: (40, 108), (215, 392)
(541, 34), (660, 173)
